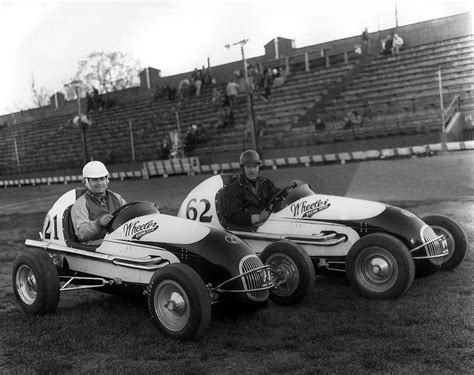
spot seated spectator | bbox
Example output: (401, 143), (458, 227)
(314, 116), (326, 132)
(215, 105), (235, 130)
(273, 70), (287, 88)
(161, 84), (176, 101)
(250, 66), (263, 91)
(184, 124), (199, 152)
(344, 111), (363, 129)
(158, 135), (172, 160)
(211, 86), (222, 105)
(255, 116), (268, 136)
(152, 84), (164, 101)
(392, 33), (404, 54)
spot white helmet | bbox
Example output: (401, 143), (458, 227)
(82, 161), (109, 179)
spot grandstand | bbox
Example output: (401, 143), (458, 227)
(0, 12), (472, 179)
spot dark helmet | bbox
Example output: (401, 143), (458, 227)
(239, 149), (261, 166)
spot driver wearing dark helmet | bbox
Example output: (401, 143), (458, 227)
(222, 149), (279, 227)
(71, 161), (126, 245)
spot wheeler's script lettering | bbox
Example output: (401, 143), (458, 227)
(290, 199), (330, 218)
(123, 220), (159, 240)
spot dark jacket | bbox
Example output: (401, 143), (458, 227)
(222, 173), (278, 227)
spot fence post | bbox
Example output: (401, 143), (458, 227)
(305, 52), (310, 72)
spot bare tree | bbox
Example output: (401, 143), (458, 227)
(30, 74), (51, 107)
(67, 51), (142, 96)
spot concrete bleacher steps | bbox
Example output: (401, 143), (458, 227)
(1, 31), (472, 175)
(293, 35), (474, 148)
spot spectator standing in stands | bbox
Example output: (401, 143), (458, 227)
(261, 68), (274, 102)
(192, 68), (203, 96)
(177, 78), (190, 99)
(381, 34), (393, 55)
(86, 87), (105, 112)
(361, 27), (370, 55)
(226, 79), (240, 108)
(392, 33), (404, 54)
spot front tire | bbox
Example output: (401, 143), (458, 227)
(260, 240), (315, 305)
(12, 248), (60, 315)
(421, 214), (469, 271)
(346, 234), (415, 299)
(147, 263), (211, 341)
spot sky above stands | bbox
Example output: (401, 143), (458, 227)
(0, 0), (472, 115)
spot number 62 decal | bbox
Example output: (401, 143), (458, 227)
(185, 198), (213, 223)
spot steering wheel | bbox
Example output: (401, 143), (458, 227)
(265, 181), (298, 212)
(105, 202), (140, 232)
(110, 202), (138, 217)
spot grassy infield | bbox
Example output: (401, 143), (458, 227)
(0, 197), (472, 374)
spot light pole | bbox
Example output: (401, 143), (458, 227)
(65, 79), (90, 163)
(226, 39), (258, 151)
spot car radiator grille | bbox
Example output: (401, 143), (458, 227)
(422, 226), (445, 265)
(240, 255), (270, 302)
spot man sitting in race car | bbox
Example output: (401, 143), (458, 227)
(222, 149), (279, 227)
(71, 161), (127, 245)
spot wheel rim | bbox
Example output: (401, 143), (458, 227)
(430, 225), (455, 264)
(16, 264), (38, 305)
(154, 280), (190, 332)
(266, 253), (300, 297)
(354, 247), (398, 293)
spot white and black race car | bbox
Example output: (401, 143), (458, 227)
(178, 174), (469, 299)
(12, 188), (315, 341)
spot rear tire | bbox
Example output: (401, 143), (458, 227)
(421, 214), (468, 271)
(12, 248), (60, 315)
(346, 234), (415, 299)
(147, 263), (211, 341)
(260, 240), (315, 305)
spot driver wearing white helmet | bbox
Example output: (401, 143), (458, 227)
(71, 161), (127, 245)
(222, 149), (279, 227)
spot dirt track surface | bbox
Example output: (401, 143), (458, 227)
(0, 151), (472, 373)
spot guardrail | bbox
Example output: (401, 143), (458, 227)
(2, 141), (474, 188)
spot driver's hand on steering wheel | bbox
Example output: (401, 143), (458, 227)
(98, 213), (114, 227)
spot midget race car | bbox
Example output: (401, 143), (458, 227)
(178, 174), (469, 299)
(12, 188), (315, 341)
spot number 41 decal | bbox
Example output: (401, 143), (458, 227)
(185, 198), (213, 223)
(44, 215), (59, 240)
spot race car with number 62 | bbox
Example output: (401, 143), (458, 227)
(178, 174), (469, 299)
